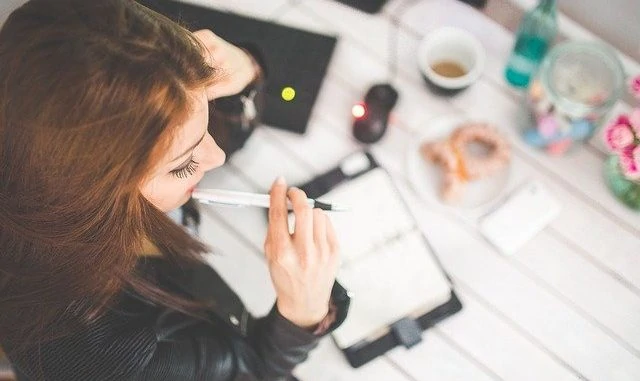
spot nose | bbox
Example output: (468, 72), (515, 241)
(200, 133), (226, 172)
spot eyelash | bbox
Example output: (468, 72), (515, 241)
(170, 159), (199, 179)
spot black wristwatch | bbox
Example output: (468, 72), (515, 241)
(208, 43), (266, 157)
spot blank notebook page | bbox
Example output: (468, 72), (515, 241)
(320, 168), (452, 349)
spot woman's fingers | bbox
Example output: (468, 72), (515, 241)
(288, 187), (313, 244)
(267, 177), (290, 249)
(312, 208), (327, 251)
(263, 182), (340, 328)
(193, 29), (224, 49)
(325, 214), (340, 255)
(192, 29), (218, 63)
(193, 28), (258, 100)
(206, 77), (238, 100)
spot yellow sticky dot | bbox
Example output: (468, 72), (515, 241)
(281, 86), (296, 102)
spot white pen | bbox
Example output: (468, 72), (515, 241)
(192, 188), (349, 212)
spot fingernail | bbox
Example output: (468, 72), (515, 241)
(275, 176), (286, 185)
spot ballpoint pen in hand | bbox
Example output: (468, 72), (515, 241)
(192, 188), (349, 212)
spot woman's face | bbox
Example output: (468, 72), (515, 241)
(140, 88), (226, 212)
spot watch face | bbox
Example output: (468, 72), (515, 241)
(240, 90), (258, 126)
(207, 88), (261, 156)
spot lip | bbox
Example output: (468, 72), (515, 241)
(187, 186), (196, 194)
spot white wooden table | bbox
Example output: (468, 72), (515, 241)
(190, 1), (640, 380)
(0, 0), (637, 380)
(186, 0), (640, 380)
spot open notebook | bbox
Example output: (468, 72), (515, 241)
(295, 152), (462, 367)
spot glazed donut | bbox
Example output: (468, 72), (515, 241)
(421, 141), (464, 201)
(420, 141), (456, 171)
(419, 123), (510, 203)
(449, 123), (511, 180)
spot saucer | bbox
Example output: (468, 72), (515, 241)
(406, 116), (511, 209)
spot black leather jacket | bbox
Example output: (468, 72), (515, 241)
(7, 257), (350, 380)
(5, 44), (352, 380)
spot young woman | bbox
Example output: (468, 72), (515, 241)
(0, 1), (348, 380)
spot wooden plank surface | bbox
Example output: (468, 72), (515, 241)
(2, 0), (638, 380)
(195, 2), (640, 380)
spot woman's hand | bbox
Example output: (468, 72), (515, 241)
(264, 177), (341, 328)
(193, 29), (260, 100)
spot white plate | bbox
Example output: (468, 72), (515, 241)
(406, 116), (511, 209)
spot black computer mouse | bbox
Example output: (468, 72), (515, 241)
(352, 83), (399, 144)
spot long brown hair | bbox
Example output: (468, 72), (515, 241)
(0, 0), (216, 349)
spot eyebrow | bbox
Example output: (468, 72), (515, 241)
(170, 131), (207, 163)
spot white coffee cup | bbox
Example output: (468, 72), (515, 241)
(418, 27), (486, 90)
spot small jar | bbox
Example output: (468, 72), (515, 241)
(605, 155), (640, 211)
(523, 41), (625, 155)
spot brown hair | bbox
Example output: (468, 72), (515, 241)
(0, 0), (216, 349)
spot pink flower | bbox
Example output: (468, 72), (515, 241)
(605, 123), (635, 151)
(629, 108), (640, 136)
(630, 75), (640, 100)
(615, 114), (631, 126)
(619, 146), (640, 180)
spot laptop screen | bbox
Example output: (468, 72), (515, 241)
(138, 0), (338, 134)
(334, 0), (389, 14)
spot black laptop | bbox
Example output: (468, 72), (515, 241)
(138, 0), (338, 134)
(335, 0), (388, 13)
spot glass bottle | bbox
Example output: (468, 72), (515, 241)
(522, 41), (625, 155)
(505, 0), (557, 88)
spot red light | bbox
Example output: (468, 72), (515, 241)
(352, 103), (366, 119)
